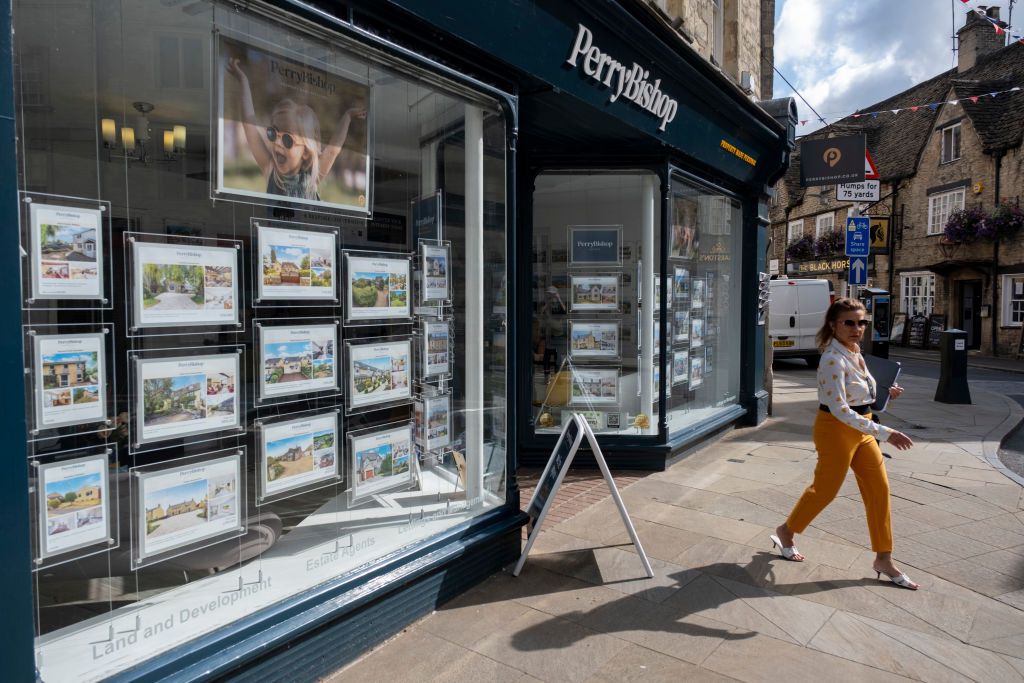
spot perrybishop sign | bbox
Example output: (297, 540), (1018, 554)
(566, 24), (679, 132)
(800, 135), (866, 187)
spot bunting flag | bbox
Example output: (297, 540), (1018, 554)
(958, 0), (1022, 43)
(795, 84), (1023, 129)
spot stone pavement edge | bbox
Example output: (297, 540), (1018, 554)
(324, 370), (1024, 683)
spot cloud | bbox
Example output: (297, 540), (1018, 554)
(774, 0), (971, 135)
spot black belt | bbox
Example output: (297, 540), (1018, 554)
(820, 403), (871, 415)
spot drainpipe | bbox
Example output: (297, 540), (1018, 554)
(992, 151), (1004, 356)
(887, 181), (899, 304)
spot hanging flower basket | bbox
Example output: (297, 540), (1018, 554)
(943, 207), (988, 244)
(986, 203), (1024, 241)
(785, 234), (815, 261)
(814, 229), (845, 257)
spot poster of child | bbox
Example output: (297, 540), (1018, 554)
(670, 194), (699, 259)
(218, 34), (371, 213)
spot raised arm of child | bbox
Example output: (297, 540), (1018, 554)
(319, 107), (367, 179)
(226, 58), (273, 172)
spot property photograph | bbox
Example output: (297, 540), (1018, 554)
(141, 263), (206, 310)
(265, 432), (315, 483)
(144, 479), (209, 540)
(569, 322), (618, 357)
(43, 389), (72, 408)
(350, 270), (390, 308)
(205, 265), (233, 288)
(45, 471), (102, 519)
(263, 244), (310, 287)
(39, 224), (97, 264)
(570, 276), (618, 311)
(72, 387), (100, 403)
(143, 374), (205, 426)
(264, 340), (314, 384)
(346, 256), (410, 319)
(41, 262), (69, 280)
(571, 369), (618, 404)
(41, 351), (98, 389)
(353, 355), (393, 396)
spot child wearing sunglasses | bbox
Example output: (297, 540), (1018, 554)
(227, 58), (366, 202)
(770, 298), (920, 590)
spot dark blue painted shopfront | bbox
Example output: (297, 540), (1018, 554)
(1, 0), (792, 680)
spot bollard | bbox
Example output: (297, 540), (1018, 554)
(934, 329), (971, 404)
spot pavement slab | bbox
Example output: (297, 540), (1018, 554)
(327, 370), (1024, 682)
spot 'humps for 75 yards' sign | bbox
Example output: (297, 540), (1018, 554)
(566, 24), (679, 132)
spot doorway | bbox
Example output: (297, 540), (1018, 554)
(959, 280), (982, 349)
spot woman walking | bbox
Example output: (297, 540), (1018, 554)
(770, 298), (919, 589)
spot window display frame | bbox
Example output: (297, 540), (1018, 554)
(344, 335), (414, 414)
(415, 393), (451, 453)
(569, 273), (620, 313)
(211, 25), (375, 218)
(419, 317), (453, 381)
(252, 218), (341, 307)
(567, 224), (622, 268)
(343, 249), (413, 325)
(128, 344), (245, 453)
(255, 408), (342, 503)
(20, 192), (113, 311)
(30, 446), (119, 569)
(418, 239), (453, 306)
(347, 420), (417, 505)
(568, 319), (621, 361)
(24, 323), (115, 442)
(124, 231), (244, 338)
(254, 317), (341, 405)
(129, 448), (247, 569)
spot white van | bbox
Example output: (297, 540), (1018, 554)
(769, 278), (833, 368)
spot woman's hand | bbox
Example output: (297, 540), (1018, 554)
(889, 383), (904, 400)
(226, 58), (249, 85)
(888, 430), (914, 450)
(344, 107), (368, 120)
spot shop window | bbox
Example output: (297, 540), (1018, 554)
(530, 171), (661, 436)
(1002, 274), (1024, 326)
(941, 122), (961, 164)
(665, 176), (741, 436)
(901, 272), (935, 317)
(815, 212), (834, 237)
(927, 188), (966, 234)
(787, 219), (803, 242)
(16, 2), (508, 679)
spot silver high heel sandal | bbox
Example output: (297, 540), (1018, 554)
(876, 569), (918, 590)
(769, 534), (803, 561)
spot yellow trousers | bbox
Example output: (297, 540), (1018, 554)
(786, 410), (893, 552)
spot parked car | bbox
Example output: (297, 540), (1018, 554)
(769, 278), (833, 368)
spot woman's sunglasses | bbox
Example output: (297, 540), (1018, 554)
(266, 126), (295, 149)
(840, 319), (870, 328)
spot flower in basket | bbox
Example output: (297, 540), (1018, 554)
(538, 412), (555, 428)
(633, 414), (650, 430)
(987, 203), (1024, 241)
(785, 234), (815, 261)
(814, 229), (845, 257)
(943, 207), (987, 244)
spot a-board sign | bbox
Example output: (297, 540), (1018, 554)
(515, 414), (652, 579)
(927, 314), (947, 349)
(908, 314), (927, 348)
(890, 312), (907, 345)
(525, 417), (582, 532)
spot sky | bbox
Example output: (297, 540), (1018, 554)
(772, 0), (1009, 136)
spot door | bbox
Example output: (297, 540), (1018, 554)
(960, 280), (982, 349)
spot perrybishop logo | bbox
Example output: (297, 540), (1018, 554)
(823, 147), (842, 167)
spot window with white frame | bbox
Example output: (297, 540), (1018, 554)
(787, 219), (803, 242)
(815, 212), (834, 238)
(927, 188), (966, 235)
(711, 0), (723, 66)
(941, 122), (961, 164)
(901, 272), (935, 317)
(1002, 274), (1024, 326)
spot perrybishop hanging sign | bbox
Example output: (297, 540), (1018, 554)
(566, 24), (679, 132)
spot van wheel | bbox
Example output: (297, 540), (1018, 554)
(805, 354), (821, 369)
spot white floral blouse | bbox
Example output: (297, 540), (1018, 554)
(817, 338), (894, 442)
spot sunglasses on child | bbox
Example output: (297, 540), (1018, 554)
(839, 319), (870, 328)
(266, 126), (296, 149)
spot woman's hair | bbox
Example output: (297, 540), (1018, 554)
(270, 99), (322, 199)
(815, 297), (866, 350)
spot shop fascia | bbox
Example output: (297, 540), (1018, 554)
(565, 24), (679, 132)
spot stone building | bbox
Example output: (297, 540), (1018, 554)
(648, 0), (775, 98)
(769, 7), (1024, 354)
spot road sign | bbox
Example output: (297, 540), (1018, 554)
(865, 149), (879, 180)
(845, 216), (870, 256)
(800, 135), (866, 186)
(848, 256), (867, 285)
(836, 180), (880, 202)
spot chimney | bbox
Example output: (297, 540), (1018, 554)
(957, 5), (1005, 72)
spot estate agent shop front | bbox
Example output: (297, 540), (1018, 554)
(1, 1), (792, 680)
